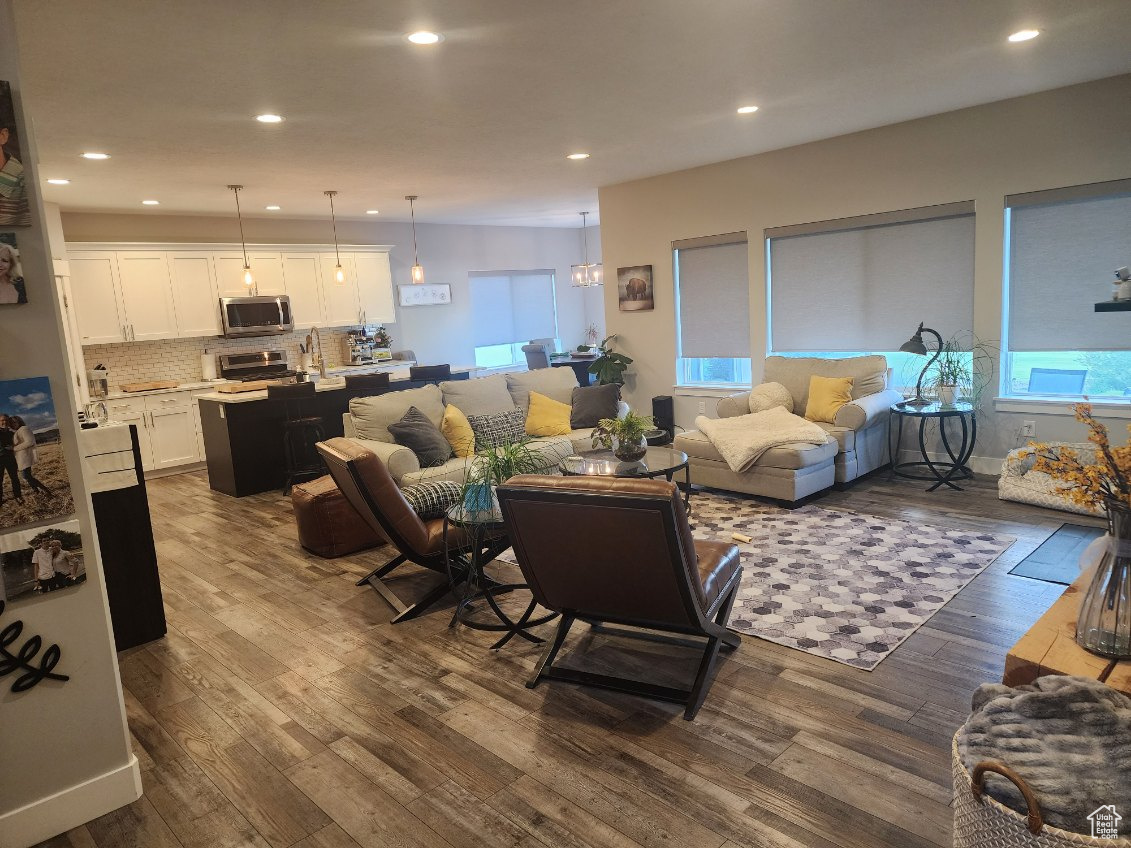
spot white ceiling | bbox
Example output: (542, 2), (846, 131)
(14, 0), (1131, 227)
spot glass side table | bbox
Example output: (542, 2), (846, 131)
(888, 401), (977, 492)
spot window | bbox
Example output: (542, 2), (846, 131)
(469, 270), (558, 369)
(1004, 179), (1131, 400)
(674, 233), (750, 386)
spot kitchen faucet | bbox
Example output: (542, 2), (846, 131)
(309, 326), (327, 379)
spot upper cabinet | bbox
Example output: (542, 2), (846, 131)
(353, 251), (395, 325)
(65, 243), (396, 345)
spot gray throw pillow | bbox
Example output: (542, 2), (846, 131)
(388, 406), (453, 468)
(467, 408), (526, 450)
(570, 383), (620, 429)
(400, 480), (462, 519)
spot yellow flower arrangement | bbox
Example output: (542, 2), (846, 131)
(1027, 404), (1131, 511)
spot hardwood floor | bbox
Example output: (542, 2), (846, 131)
(36, 469), (1096, 848)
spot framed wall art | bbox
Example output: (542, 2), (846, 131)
(0, 376), (75, 530)
(0, 81), (30, 228)
(398, 284), (451, 306)
(618, 265), (654, 312)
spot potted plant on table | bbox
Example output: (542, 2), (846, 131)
(592, 410), (654, 462)
(461, 439), (548, 516)
(1028, 404), (1131, 658)
(588, 335), (633, 386)
(372, 325), (392, 361)
(923, 332), (995, 407)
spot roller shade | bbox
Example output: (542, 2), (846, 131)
(676, 236), (750, 359)
(769, 206), (975, 352)
(1007, 189), (1131, 351)
(469, 270), (557, 347)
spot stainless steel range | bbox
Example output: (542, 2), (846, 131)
(218, 350), (299, 382)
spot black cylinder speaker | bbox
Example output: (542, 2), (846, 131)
(651, 395), (675, 443)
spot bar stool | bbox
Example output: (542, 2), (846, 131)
(268, 382), (325, 494)
(408, 364), (451, 381)
(344, 372), (391, 397)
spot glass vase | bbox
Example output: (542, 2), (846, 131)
(1075, 498), (1131, 659)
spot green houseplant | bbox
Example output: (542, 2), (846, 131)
(924, 332), (996, 407)
(592, 410), (653, 462)
(588, 335), (633, 386)
(461, 439), (547, 514)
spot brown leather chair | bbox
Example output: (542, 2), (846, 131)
(317, 438), (509, 622)
(496, 474), (742, 720)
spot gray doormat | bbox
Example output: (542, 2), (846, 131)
(1008, 523), (1105, 585)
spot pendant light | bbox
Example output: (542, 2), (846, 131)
(227, 185), (254, 288)
(406, 195), (424, 284)
(571, 211), (603, 287)
(324, 190), (345, 283)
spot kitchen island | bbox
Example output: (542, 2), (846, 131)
(198, 364), (475, 496)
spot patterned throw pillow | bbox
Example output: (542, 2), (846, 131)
(400, 480), (463, 520)
(467, 408), (526, 450)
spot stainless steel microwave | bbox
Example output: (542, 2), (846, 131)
(219, 295), (294, 338)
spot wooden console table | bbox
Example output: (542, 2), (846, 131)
(1004, 569), (1131, 696)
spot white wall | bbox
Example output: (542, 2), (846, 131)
(61, 213), (605, 367)
(598, 74), (1131, 465)
(0, 5), (139, 845)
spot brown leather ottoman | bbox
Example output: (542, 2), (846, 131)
(291, 474), (386, 558)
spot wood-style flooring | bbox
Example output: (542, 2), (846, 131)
(35, 469), (1098, 848)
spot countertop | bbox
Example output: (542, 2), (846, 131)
(106, 380), (231, 400)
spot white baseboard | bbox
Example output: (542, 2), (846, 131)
(896, 450), (1003, 476)
(0, 756), (142, 848)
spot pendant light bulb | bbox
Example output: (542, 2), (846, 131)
(406, 195), (424, 284)
(325, 190), (345, 285)
(228, 185), (255, 289)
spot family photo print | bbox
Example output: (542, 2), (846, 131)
(0, 376), (75, 530)
(0, 233), (27, 304)
(0, 80), (30, 228)
(0, 519), (83, 604)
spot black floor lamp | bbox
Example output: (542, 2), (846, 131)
(899, 321), (943, 407)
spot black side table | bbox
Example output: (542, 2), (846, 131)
(888, 401), (977, 492)
(442, 504), (556, 649)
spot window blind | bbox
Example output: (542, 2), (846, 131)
(469, 270), (557, 348)
(675, 235), (750, 359)
(768, 204), (975, 352)
(1007, 187), (1131, 352)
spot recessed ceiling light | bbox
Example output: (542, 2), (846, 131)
(366, 209), (379, 215)
(142, 199), (160, 205)
(47, 178), (70, 185)
(81, 152), (110, 160)
(566, 152), (590, 160)
(737, 105), (759, 114)
(256, 114), (285, 123)
(1008, 29), (1040, 42)
(406, 31), (443, 45)
(265, 205), (281, 211)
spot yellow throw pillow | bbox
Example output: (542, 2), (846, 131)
(525, 391), (573, 437)
(804, 375), (854, 423)
(441, 404), (476, 458)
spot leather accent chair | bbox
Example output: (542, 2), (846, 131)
(496, 474), (742, 719)
(317, 438), (509, 622)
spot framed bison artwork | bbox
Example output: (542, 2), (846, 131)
(617, 265), (654, 312)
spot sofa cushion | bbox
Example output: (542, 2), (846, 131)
(440, 374), (515, 417)
(675, 428), (836, 470)
(803, 375), (854, 423)
(505, 368), (579, 413)
(815, 422), (856, 452)
(350, 384), (445, 443)
(748, 382), (794, 414)
(526, 391), (573, 436)
(764, 355), (887, 412)
(401, 480), (463, 520)
(440, 404), (476, 458)
(401, 457), (474, 487)
(388, 406), (453, 468)
(570, 383), (621, 429)
(468, 408), (527, 450)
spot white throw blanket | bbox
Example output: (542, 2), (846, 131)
(696, 407), (830, 472)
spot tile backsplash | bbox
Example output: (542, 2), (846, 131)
(83, 329), (353, 390)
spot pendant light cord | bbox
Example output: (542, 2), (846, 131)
(581, 211), (589, 265)
(229, 185), (250, 268)
(326, 191), (342, 266)
(408, 196), (420, 266)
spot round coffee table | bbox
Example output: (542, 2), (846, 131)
(888, 400), (977, 492)
(560, 447), (691, 507)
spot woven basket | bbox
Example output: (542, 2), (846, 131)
(953, 733), (1131, 847)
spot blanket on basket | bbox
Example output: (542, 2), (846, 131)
(695, 407), (830, 472)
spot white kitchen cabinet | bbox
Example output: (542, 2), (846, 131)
(68, 251), (127, 344)
(169, 253), (221, 337)
(106, 399), (153, 469)
(353, 251), (395, 325)
(319, 254), (360, 326)
(148, 406), (200, 469)
(215, 252), (286, 298)
(281, 253), (325, 330)
(115, 252), (178, 340)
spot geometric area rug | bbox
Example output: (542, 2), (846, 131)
(689, 492), (1016, 670)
